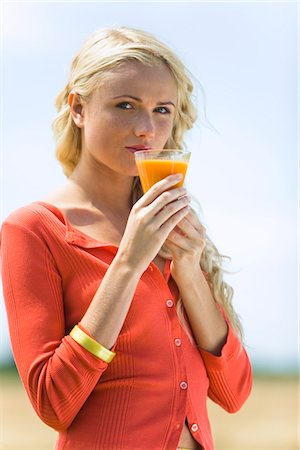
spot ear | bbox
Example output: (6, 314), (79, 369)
(68, 91), (85, 128)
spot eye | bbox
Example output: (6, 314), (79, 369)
(116, 102), (133, 110)
(155, 106), (171, 114)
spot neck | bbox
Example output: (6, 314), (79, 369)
(66, 159), (134, 216)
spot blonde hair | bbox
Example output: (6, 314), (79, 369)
(52, 26), (243, 341)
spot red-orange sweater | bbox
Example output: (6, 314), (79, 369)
(0, 202), (252, 450)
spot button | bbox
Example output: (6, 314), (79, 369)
(174, 338), (182, 347)
(166, 299), (174, 308)
(191, 423), (199, 432)
(179, 381), (188, 390)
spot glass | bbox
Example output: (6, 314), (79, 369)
(134, 149), (191, 193)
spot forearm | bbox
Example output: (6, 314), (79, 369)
(80, 252), (142, 349)
(176, 265), (228, 355)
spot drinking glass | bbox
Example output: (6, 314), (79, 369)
(134, 149), (191, 193)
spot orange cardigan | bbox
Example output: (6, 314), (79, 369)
(0, 202), (252, 450)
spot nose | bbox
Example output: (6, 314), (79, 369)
(133, 111), (155, 139)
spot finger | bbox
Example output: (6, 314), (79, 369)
(166, 229), (192, 251)
(152, 194), (191, 227)
(163, 239), (178, 253)
(164, 236), (195, 255)
(137, 174), (184, 206)
(166, 230), (201, 253)
(150, 187), (188, 216)
(182, 210), (206, 235)
(175, 214), (206, 239)
(172, 225), (186, 237)
(170, 218), (199, 240)
(159, 205), (190, 237)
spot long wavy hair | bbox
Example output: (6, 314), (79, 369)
(52, 26), (243, 341)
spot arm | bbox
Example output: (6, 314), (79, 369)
(163, 210), (252, 412)
(175, 264), (228, 356)
(175, 264), (252, 412)
(163, 209), (228, 354)
(199, 323), (252, 413)
(1, 221), (108, 431)
(1, 175), (190, 430)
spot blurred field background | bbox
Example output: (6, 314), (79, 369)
(0, 364), (298, 450)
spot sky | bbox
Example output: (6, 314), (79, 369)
(0, 1), (298, 372)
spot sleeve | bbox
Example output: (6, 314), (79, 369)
(0, 220), (110, 431)
(199, 320), (253, 413)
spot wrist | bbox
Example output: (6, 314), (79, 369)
(171, 257), (202, 282)
(70, 325), (116, 363)
(114, 248), (145, 279)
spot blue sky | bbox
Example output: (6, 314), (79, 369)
(1, 1), (298, 372)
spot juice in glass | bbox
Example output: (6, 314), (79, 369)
(134, 150), (190, 193)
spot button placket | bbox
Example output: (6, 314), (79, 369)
(164, 291), (189, 438)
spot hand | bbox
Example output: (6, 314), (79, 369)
(161, 209), (206, 282)
(117, 175), (191, 274)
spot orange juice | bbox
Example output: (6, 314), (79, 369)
(135, 159), (188, 193)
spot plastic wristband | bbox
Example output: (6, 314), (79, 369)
(70, 325), (116, 363)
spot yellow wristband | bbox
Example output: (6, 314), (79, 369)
(70, 325), (116, 363)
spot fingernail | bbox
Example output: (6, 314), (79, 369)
(170, 173), (183, 181)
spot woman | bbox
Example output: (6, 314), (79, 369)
(1, 27), (252, 450)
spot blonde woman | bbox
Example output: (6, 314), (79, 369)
(1, 27), (252, 450)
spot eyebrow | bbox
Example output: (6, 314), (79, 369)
(112, 95), (176, 107)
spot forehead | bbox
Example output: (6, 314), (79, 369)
(97, 60), (178, 101)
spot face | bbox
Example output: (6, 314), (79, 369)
(70, 60), (178, 177)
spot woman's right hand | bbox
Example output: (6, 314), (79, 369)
(117, 174), (191, 274)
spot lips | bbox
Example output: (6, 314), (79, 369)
(126, 145), (152, 153)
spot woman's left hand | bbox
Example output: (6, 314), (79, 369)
(160, 209), (206, 282)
